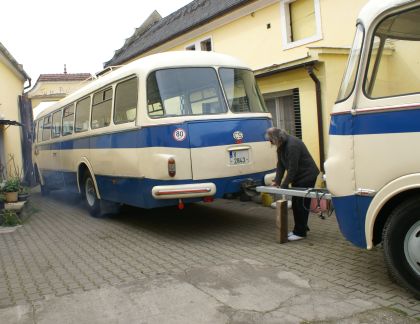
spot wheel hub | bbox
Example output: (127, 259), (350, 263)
(85, 178), (96, 207)
(404, 220), (420, 276)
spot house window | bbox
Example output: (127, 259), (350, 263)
(280, 0), (322, 49)
(185, 37), (213, 51)
(264, 89), (302, 139)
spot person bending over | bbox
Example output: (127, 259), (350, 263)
(266, 127), (319, 241)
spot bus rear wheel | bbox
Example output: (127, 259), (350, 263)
(383, 197), (420, 299)
(83, 173), (100, 217)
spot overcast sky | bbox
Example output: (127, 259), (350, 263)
(0, 0), (192, 87)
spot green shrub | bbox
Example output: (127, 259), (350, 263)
(1, 210), (21, 227)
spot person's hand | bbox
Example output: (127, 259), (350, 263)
(271, 181), (278, 187)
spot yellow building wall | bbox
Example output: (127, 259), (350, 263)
(0, 61), (24, 176)
(132, 0), (370, 169)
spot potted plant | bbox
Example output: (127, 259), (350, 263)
(3, 178), (20, 203)
(18, 186), (30, 201)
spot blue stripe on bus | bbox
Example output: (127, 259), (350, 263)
(329, 108), (420, 135)
(37, 117), (272, 151)
(41, 169), (275, 209)
(331, 195), (372, 248)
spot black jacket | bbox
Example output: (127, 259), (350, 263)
(274, 134), (319, 188)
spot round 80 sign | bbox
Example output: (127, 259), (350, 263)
(173, 128), (187, 141)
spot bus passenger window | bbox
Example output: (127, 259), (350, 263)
(75, 97), (91, 132)
(51, 110), (62, 138)
(36, 120), (42, 142)
(42, 115), (52, 141)
(92, 88), (112, 129)
(62, 105), (75, 136)
(114, 78), (138, 124)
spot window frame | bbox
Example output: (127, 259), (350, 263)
(280, 0), (323, 50)
(185, 36), (213, 52)
(113, 76), (138, 125)
(146, 67), (228, 119)
(362, 6), (420, 100)
(42, 114), (52, 141)
(51, 109), (62, 138)
(75, 96), (91, 133)
(91, 86), (113, 130)
(62, 103), (75, 136)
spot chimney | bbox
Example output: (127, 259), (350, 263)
(64, 64), (67, 74)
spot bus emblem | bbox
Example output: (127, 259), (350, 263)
(173, 128), (187, 141)
(233, 131), (244, 141)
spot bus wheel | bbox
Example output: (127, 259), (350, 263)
(383, 197), (420, 299)
(83, 173), (100, 217)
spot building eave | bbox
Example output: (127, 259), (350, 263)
(254, 57), (319, 78)
(0, 42), (30, 82)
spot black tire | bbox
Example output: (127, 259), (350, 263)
(82, 172), (101, 217)
(383, 197), (420, 299)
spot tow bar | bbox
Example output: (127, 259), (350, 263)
(256, 186), (333, 243)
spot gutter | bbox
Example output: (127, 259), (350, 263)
(306, 65), (325, 173)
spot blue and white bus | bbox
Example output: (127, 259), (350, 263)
(33, 51), (276, 215)
(324, 0), (420, 298)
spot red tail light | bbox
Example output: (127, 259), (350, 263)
(168, 157), (176, 177)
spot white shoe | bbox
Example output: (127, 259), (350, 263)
(288, 231), (294, 237)
(288, 234), (305, 241)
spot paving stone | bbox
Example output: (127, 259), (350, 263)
(0, 191), (418, 319)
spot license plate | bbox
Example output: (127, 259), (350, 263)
(229, 149), (249, 165)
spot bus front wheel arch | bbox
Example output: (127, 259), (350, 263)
(383, 196), (420, 299)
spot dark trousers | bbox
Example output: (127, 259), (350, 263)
(291, 179), (317, 237)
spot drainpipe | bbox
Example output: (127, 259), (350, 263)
(23, 78), (32, 91)
(306, 65), (325, 173)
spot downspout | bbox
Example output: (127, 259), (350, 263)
(23, 78), (32, 91)
(306, 65), (325, 173)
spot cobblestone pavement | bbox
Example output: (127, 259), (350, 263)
(0, 190), (419, 320)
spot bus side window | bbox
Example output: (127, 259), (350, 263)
(364, 7), (420, 98)
(42, 115), (52, 141)
(114, 77), (138, 124)
(62, 104), (75, 136)
(36, 120), (42, 143)
(51, 110), (62, 138)
(92, 87), (112, 129)
(75, 97), (91, 132)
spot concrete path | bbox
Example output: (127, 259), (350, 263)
(0, 260), (417, 323)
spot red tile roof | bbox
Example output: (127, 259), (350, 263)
(37, 73), (92, 82)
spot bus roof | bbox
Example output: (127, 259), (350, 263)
(357, 0), (419, 29)
(35, 51), (248, 120)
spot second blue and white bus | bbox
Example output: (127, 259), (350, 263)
(325, 0), (420, 298)
(33, 51), (276, 215)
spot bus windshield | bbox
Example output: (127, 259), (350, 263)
(219, 68), (267, 113)
(147, 67), (227, 118)
(336, 24), (364, 102)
